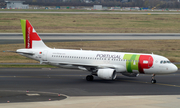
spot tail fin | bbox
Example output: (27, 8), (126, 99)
(20, 19), (48, 49)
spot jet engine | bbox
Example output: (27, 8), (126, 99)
(121, 72), (139, 77)
(97, 69), (116, 80)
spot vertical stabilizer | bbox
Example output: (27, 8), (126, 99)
(20, 19), (48, 49)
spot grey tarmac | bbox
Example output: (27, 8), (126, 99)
(0, 68), (180, 107)
(0, 68), (180, 96)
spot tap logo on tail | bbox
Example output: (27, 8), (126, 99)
(20, 19), (41, 49)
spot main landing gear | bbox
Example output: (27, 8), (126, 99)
(86, 75), (94, 81)
(151, 74), (156, 84)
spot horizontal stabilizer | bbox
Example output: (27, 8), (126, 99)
(3, 50), (16, 53)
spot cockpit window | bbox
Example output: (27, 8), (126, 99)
(160, 60), (171, 64)
(167, 61), (171, 63)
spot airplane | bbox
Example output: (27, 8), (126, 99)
(16, 19), (178, 84)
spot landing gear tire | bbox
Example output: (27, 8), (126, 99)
(86, 75), (94, 81)
(151, 74), (156, 84)
(151, 79), (156, 84)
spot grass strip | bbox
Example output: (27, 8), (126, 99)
(0, 13), (180, 33)
(175, 64), (180, 69)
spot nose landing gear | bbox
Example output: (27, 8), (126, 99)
(151, 74), (156, 84)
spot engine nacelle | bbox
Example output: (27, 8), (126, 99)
(121, 72), (139, 77)
(97, 69), (116, 80)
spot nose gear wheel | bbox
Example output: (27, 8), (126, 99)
(151, 74), (156, 84)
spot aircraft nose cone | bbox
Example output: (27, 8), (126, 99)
(171, 64), (178, 73)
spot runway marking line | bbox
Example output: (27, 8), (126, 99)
(0, 75), (84, 78)
(0, 76), (48, 78)
(0, 89), (69, 98)
(121, 80), (180, 88)
(1, 76), (180, 88)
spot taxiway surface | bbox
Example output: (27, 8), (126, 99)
(0, 68), (180, 98)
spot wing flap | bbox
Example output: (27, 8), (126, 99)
(57, 62), (115, 69)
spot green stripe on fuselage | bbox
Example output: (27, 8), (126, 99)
(123, 54), (140, 73)
(20, 19), (26, 48)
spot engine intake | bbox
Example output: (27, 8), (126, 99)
(97, 69), (116, 80)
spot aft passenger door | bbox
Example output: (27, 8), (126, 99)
(42, 50), (48, 61)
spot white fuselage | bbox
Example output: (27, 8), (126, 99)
(17, 48), (178, 75)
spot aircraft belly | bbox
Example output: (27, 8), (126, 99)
(143, 68), (155, 74)
(132, 70), (139, 73)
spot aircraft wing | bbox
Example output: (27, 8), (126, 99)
(56, 62), (115, 68)
(47, 61), (125, 72)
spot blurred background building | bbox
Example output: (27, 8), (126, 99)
(5, 1), (29, 9)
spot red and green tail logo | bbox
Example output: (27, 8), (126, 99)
(20, 19), (41, 49)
